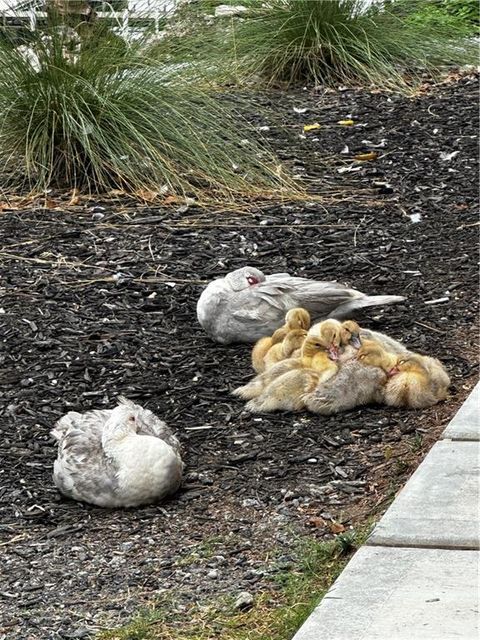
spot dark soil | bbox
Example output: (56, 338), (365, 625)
(0, 73), (478, 640)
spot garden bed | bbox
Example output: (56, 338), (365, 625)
(0, 72), (478, 639)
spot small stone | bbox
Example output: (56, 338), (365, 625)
(234, 591), (254, 611)
(207, 569), (218, 579)
(242, 498), (260, 508)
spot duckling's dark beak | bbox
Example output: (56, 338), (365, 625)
(350, 334), (361, 349)
(328, 346), (339, 361)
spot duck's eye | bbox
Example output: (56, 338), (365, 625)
(247, 275), (259, 286)
(128, 415), (135, 422)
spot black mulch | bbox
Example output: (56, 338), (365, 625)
(0, 73), (478, 639)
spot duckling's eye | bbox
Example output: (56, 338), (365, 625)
(358, 354), (365, 360)
(398, 360), (405, 365)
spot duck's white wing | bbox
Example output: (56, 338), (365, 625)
(264, 275), (361, 317)
(52, 421), (120, 507)
(138, 411), (181, 454)
(229, 275), (353, 328)
(264, 274), (404, 320)
(51, 408), (111, 441)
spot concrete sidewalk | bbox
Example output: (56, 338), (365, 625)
(293, 381), (480, 640)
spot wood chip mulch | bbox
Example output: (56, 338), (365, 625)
(0, 73), (478, 639)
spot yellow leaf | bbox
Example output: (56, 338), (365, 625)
(303, 123), (321, 132)
(136, 189), (160, 202)
(44, 197), (58, 209)
(384, 445), (393, 461)
(338, 119), (354, 126)
(354, 151), (379, 162)
(306, 516), (326, 529)
(163, 194), (181, 205)
(329, 520), (346, 534)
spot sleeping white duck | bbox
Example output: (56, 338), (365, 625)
(196, 266), (405, 344)
(51, 397), (184, 508)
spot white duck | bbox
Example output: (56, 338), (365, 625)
(51, 397), (184, 508)
(197, 266), (405, 344)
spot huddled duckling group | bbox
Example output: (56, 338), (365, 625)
(50, 267), (448, 508)
(233, 308), (450, 415)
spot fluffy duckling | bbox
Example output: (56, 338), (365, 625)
(304, 339), (396, 415)
(252, 308), (310, 373)
(245, 368), (321, 413)
(233, 358), (302, 401)
(385, 354), (450, 409)
(341, 320), (362, 348)
(356, 339), (398, 374)
(421, 356), (451, 398)
(51, 397), (184, 508)
(301, 321), (340, 377)
(304, 361), (386, 415)
(294, 319), (359, 361)
(233, 320), (341, 401)
(263, 328), (308, 370)
(285, 307), (311, 331)
(338, 320), (362, 362)
(359, 328), (409, 355)
(197, 265), (405, 344)
(252, 331), (285, 374)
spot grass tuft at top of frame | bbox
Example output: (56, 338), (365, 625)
(0, 13), (294, 202)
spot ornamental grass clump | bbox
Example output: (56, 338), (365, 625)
(183, 0), (477, 90)
(0, 17), (289, 200)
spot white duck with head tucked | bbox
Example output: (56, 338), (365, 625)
(197, 266), (405, 344)
(51, 397), (183, 508)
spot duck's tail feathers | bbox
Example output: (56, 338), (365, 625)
(328, 295), (405, 319)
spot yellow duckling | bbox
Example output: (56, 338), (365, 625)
(356, 339), (398, 374)
(245, 368), (321, 413)
(421, 355), (451, 399)
(251, 307), (310, 373)
(338, 320), (362, 362)
(385, 354), (450, 409)
(300, 326), (339, 378)
(234, 320), (341, 405)
(292, 319), (360, 361)
(263, 328), (308, 370)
